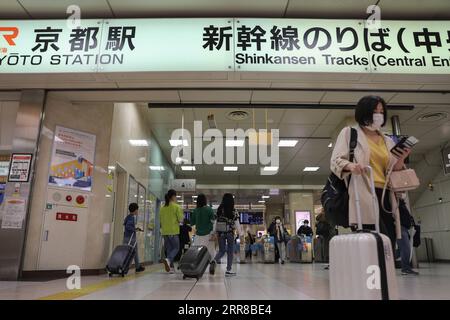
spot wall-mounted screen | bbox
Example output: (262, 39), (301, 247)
(239, 212), (264, 225)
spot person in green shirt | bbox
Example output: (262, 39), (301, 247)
(160, 189), (184, 273)
(190, 194), (216, 274)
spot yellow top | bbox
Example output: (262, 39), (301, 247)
(367, 136), (389, 189)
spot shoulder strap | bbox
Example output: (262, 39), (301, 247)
(345, 127), (358, 185)
(349, 127), (357, 162)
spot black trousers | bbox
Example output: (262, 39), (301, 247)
(362, 188), (397, 253)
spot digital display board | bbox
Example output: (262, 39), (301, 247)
(239, 212), (264, 225)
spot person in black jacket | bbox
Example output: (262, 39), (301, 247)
(315, 212), (332, 262)
(268, 216), (288, 264)
(175, 218), (192, 261)
(297, 220), (313, 237)
(397, 196), (419, 275)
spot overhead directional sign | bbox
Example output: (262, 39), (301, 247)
(0, 18), (449, 74)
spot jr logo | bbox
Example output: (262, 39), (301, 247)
(0, 27), (19, 46)
(366, 265), (381, 290)
(66, 265), (81, 290)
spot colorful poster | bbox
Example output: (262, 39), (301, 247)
(8, 153), (32, 182)
(0, 197), (26, 229)
(295, 211), (311, 233)
(48, 126), (96, 191)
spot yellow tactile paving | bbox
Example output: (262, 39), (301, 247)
(37, 264), (163, 300)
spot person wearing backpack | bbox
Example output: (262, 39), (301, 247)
(211, 193), (242, 277)
(330, 95), (413, 253)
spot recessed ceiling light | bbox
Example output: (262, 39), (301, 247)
(263, 166), (279, 172)
(224, 166), (238, 171)
(129, 140), (148, 146)
(149, 166), (165, 171)
(278, 139), (298, 147)
(169, 139), (189, 146)
(262, 195), (270, 199)
(181, 166), (196, 171)
(303, 167), (320, 172)
(328, 142), (333, 148)
(226, 139), (245, 147)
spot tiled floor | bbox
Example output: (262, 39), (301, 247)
(0, 262), (449, 300)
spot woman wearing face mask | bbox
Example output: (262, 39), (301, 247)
(331, 95), (411, 252)
(268, 216), (288, 264)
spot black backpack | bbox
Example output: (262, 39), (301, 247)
(321, 128), (357, 228)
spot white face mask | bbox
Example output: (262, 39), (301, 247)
(366, 113), (384, 131)
(276, 219), (281, 224)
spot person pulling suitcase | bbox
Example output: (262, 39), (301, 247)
(116, 202), (145, 273)
(329, 166), (398, 300)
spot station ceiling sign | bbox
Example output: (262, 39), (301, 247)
(0, 18), (449, 74)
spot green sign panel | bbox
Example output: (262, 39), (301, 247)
(0, 18), (449, 74)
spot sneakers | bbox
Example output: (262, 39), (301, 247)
(135, 265), (145, 273)
(162, 258), (171, 272)
(209, 260), (216, 275)
(401, 269), (419, 276)
(225, 271), (236, 277)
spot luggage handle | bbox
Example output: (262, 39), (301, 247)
(352, 166), (380, 233)
(128, 232), (137, 248)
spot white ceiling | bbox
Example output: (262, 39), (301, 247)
(1, 71), (450, 91)
(1, 0), (450, 19)
(130, 90), (450, 184)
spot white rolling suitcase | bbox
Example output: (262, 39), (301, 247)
(329, 166), (398, 300)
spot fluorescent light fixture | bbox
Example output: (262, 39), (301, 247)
(263, 166), (279, 172)
(262, 195), (270, 199)
(169, 139), (188, 147)
(108, 166), (115, 170)
(129, 139), (148, 146)
(181, 166), (196, 171)
(225, 139), (244, 147)
(176, 195), (181, 198)
(269, 189), (279, 195)
(149, 165), (165, 171)
(278, 139), (298, 147)
(192, 195), (198, 198)
(224, 166), (238, 171)
(328, 142), (333, 148)
(258, 200), (266, 203)
(303, 167), (320, 172)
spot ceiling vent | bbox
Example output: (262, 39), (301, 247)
(226, 110), (249, 121)
(417, 112), (448, 122)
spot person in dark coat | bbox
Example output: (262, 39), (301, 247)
(175, 218), (192, 261)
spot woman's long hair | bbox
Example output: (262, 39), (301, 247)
(164, 189), (177, 207)
(217, 193), (235, 219)
(196, 194), (207, 208)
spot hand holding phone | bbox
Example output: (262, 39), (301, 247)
(391, 136), (418, 158)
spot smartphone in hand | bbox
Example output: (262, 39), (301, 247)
(390, 136), (419, 157)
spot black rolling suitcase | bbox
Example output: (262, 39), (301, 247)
(179, 245), (211, 280)
(106, 233), (136, 277)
